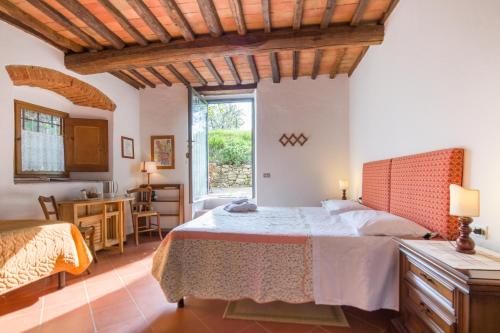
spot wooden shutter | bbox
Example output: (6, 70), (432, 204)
(65, 118), (108, 172)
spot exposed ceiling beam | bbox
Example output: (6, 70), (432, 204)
(126, 0), (171, 43)
(270, 52), (280, 83)
(380, 0), (399, 25)
(311, 49), (322, 79)
(185, 62), (207, 85)
(26, 0), (102, 50)
(110, 70), (145, 89)
(65, 25), (384, 74)
(195, 83), (257, 92)
(128, 68), (156, 88)
(292, 0), (304, 31)
(247, 55), (259, 83)
(160, 0), (195, 41)
(292, 50), (299, 80)
(348, 46), (368, 77)
(329, 47), (345, 78)
(351, 0), (369, 26)
(0, 0), (83, 52)
(203, 59), (224, 85)
(262, 0), (271, 33)
(224, 56), (241, 84)
(145, 67), (172, 86)
(320, 0), (336, 29)
(166, 64), (190, 86)
(196, 0), (223, 37)
(98, 0), (148, 46)
(228, 0), (246, 35)
(55, 0), (125, 49)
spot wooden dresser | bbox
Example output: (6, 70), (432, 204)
(392, 239), (500, 333)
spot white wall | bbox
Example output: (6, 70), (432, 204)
(0, 21), (141, 232)
(256, 77), (350, 206)
(349, 0), (500, 251)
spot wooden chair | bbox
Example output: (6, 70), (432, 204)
(38, 195), (98, 264)
(127, 187), (163, 246)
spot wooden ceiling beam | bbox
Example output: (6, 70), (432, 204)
(311, 49), (322, 79)
(351, 0), (369, 26)
(329, 47), (345, 79)
(203, 59), (224, 85)
(65, 25), (384, 74)
(99, 0), (148, 46)
(262, 0), (271, 33)
(320, 0), (336, 29)
(166, 64), (191, 86)
(224, 56), (241, 84)
(380, 0), (399, 25)
(160, 0), (195, 41)
(348, 46), (368, 77)
(126, 0), (171, 43)
(110, 70), (145, 89)
(55, 0), (125, 49)
(228, 0), (246, 35)
(292, 50), (299, 80)
(0, 0), (83, 52)
(145, 67), (172, 86)
(195, 83), (256, 92)
(185, 62), (207, 86)
(26, 0), (102, 50)
(247, 55), (259, 83)
(128, 68), (156, 88)
(270, 52), (280, 83)
(196, 0), (223, 37)
(292, 0), (304, 31)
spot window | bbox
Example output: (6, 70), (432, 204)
(15, 100), (68, 177)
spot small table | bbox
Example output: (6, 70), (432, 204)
(58, 196), (133, 253)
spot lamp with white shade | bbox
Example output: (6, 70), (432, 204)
(339, 180), (349, 200)
(142, 161), (157, 185)
(449, 184), (480, 254)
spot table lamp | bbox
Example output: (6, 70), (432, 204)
(339, 180), (349, 200)
(142, 161), (157, 185)
(449, 184), (480, 254)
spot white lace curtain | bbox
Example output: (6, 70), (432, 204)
(21, 129), (64, 172)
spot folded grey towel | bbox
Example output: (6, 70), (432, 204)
(224, 202), (257, 212)
(231, 198), (248, 205)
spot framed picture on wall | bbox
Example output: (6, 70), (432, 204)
(151, 135), (175, 169)
(121, 136), (135, 159)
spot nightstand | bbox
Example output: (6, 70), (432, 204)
(392, 239), (500, 333)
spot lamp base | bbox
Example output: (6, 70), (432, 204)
(341, 189), (347, 200)
(456, 216), (476, 254)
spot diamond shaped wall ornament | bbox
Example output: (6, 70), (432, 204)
(279, 133), (308, 147)
(279, 134), (289, 146)
(297, 134), (308, 146)
(288, 134), (298, 146)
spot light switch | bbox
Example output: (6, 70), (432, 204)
(263, 173), (271, 178)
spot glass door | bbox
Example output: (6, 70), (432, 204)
(188, 88), (208, 202)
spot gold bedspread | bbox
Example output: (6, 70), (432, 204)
(0, 220), (92, 295)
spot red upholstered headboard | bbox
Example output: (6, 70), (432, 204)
(362, 159), (392, 211)
(389, 148), (464, 239)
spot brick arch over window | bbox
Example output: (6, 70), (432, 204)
(5, 65), (116, 112)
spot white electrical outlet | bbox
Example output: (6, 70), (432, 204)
(471, 224), (488, 241)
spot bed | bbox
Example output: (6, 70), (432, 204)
(152, 148), (464, 311)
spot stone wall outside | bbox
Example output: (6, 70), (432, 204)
(209, 163), (252, 188)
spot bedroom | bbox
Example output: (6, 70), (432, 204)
(1, 0), (499, 332)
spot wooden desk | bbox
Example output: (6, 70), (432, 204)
(58, 197), (132, 253)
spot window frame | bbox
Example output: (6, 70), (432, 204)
(14, 100), (69, 178)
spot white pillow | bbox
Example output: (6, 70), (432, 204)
(321, 199), (370, 215)
(340, 210), (430, 237)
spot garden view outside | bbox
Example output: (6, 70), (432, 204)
(208, 100), (253, 198)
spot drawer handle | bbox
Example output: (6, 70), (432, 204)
(419, 271), (436, 285)
(419, 301), (432, 316)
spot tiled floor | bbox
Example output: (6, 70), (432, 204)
(0, 237), (397, 333)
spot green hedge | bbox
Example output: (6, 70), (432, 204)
(208, 130), (252, 166)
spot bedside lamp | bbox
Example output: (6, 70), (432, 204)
(449, 184), (480, 254)
(142, 161), (157, 185)
(339, 180), (349, 200)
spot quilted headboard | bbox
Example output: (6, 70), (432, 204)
(389, 149), (464, 239)
(362, 159), (392, 211)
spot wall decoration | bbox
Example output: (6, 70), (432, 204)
(279, 133), (309, 147)
(121, 136), (135, 159)
(151, 135), (175, 169)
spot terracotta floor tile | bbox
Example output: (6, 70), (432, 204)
(41, 303), (94, 333)
(92, 298), (145, 332)
(149, 308), (213, 333)
(0, 310), (41, 333)
(320, 312), (382, 333)
(258, 321), (318, 333)
(238, 322), (271, 333)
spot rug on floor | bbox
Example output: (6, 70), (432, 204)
(223, 300), (349, 327)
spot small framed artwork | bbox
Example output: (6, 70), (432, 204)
(151, 135), (175, 169)
(121, 136), (135, 159)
